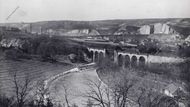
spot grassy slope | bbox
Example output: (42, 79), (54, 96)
(48, 68), (99, 107)
(0, 57), (73, 96)
(1, 18), (190, 35)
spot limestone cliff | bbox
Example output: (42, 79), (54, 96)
(0, 38), (28, 49)
(185, 35), (190, 42)
(153, 23), (178, 34)
(45, 28), (100, 36)
(139, 25), (153, 34)
(114, 24), (140, 35)
(148, 34), (181, 43)
(65, 29), (100, 36)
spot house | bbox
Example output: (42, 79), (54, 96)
(163, 84), (180, 97)
(185, 35), (190, 42)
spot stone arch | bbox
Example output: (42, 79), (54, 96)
(124, 55), (130, 67)
(118, 54), (124, 67)
(90, 51), (93, 57)
(105, 49), (109, 56)
(115, 46), (123, 51)
(90, 51), (94, 62)
(95, 51), (99, 62)
(131, 55), (137, 67)
(139, 56), (146, 67)
(99, 52), (104, 63)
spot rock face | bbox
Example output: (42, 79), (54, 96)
(65, 29), (100, 36)
(185, 35), (190, 42)
(44, 28), (100, 36)
(148, 34), (181, 43)
(0, 38), (28, 49)
(114, 25), (140, 35)
(153, 23), (177, 34)
(115, 23), (180, 35)
(139, 23), (178, 35)
(139, 25), (152, 34)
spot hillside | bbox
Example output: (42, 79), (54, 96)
(1, 18), (190, 36)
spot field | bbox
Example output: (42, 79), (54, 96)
(48, 67), (99, 107)
(0, 55), (73, 96)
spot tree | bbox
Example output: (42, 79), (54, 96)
(111, 71), (137, 107)
(35, 80), (50, 107)
(138, 38), (161, 54)
(62, 83), (70, 107)
(97, 58), (138, 107)
(136, 87), (146, 107)
(71, 103), (78, 107)
(153, 96), (179, 107)
(86, 99), (93, 107)
(11, 71), (33, 107)
(135, 86), (179, 107)
(55, 75), (73, 107)
(37, 40), (58, 62)
(178, 42), (190, 57)
(0, 94), (14, 107)
(5, 48), (23, 60)
(83, 77), (112, 107)
(179, 61), (190, 106)
(46, 98), (53, 107)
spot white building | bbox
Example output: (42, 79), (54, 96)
(163, 84), (179, 97)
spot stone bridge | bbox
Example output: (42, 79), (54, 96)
(87, 47), (184, 68)
(87, 47), (148, 67)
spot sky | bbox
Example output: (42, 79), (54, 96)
(0, 0), (190, 23)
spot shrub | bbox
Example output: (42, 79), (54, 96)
(138, 38), (161, 54)
(5, 48), (31, 60)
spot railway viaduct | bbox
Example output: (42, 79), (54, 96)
(87, 47), (184, 68)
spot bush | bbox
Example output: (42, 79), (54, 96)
(0, 95), (15, 107)
(5, 48), (31, 60)
(138, 38), (161, 54)
(178, 42), (190, 57)
(37, 41), (58, 62)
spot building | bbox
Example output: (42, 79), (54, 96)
(163, 84), (180, 97)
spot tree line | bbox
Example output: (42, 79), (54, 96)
(1, 35), (88, 63)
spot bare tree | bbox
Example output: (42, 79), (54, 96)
(12, 72), (33, 107)
(86, 99), (94, 107)
(112, 78), (136, 107)
(136, 88), (163, 107)
(62, 83), (71, 107)
(83, 77), (112, 107)
(54, 75), (73, 107)
(136, 87), (146, 107)
(109, 70), (137, 107)
(0, 94), (14, 107)
(35, 80), (50, 107)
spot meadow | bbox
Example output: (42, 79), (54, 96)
(0, 57), (73, 96)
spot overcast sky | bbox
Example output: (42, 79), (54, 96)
(0, 0), (190, 23)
